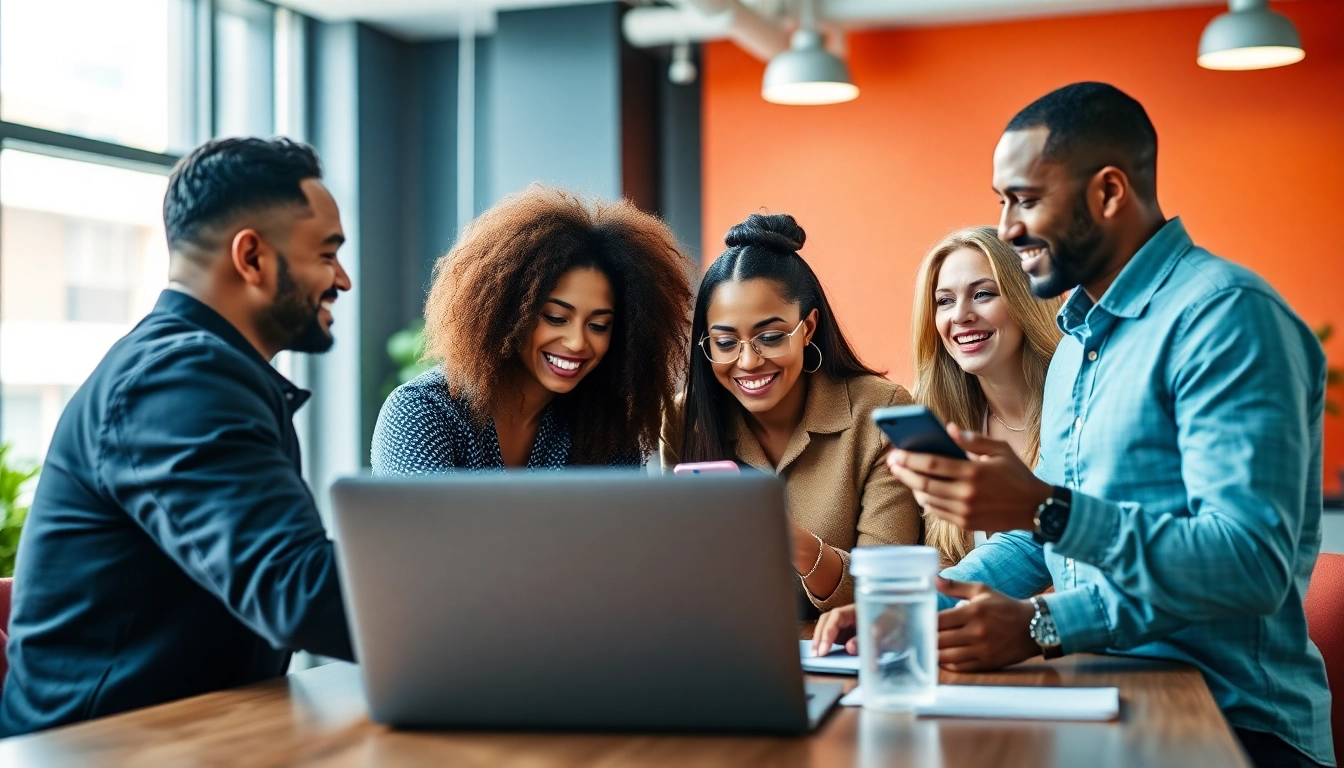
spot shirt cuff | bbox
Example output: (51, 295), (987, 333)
(1052, 491), (1120, 565)
(1042, 587), (1113, 655)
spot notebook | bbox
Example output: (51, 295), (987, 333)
(839, 684), (1120, 721)
(800, 641), (860, 675)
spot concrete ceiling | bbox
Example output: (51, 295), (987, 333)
(275, 0), (1231, 41)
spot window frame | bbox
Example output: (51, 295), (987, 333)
(0, 0), (299, 442)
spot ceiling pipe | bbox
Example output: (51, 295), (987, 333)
(622, 0), (788, 61)
(624, 0), (1236, 53)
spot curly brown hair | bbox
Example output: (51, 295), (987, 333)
(424, 184), (694, 464)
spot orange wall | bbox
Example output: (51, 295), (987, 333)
(702, 0), (1344, 493)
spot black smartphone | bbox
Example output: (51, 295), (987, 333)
(871, 404), (969, 460)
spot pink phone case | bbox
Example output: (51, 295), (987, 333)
(672, 461), (740, 476)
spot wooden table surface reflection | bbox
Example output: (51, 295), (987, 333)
(0, 649), (1248, 768)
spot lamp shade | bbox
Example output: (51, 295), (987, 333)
(1198, 2), (1304, 70)
(762, 30), (858, 105)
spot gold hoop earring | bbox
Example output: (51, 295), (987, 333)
(804, 342), (823, 374)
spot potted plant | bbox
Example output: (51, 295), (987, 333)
(0, 444), (40, 578)
(381, 320), (432, 400)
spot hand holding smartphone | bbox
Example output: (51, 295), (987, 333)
(870, 405), (968, 460)
(672, 461), (741, 476)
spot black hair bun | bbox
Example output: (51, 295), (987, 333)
(724, 213), (806, 253)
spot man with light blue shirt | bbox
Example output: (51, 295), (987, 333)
(880, 82), (1332, 767)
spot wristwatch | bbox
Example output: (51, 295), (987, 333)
(1028, 596), (1063, 659)
(1033, 486), (1072, 544)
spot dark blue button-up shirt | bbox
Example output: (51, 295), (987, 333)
(0, 290), (352, 737)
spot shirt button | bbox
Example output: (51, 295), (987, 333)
(1074, 417), (1083, 430)
(1087, 350), (1098, 361)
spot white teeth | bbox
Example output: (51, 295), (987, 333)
(737, 375), (775, 390)
(320, 300), (335, 310)
(955, 332), (992, 344)
(544, 353), (580, 371)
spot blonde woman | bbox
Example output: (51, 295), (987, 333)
(910, 226), (1063, 566)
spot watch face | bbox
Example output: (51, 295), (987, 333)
(1031, 614), (1061, 646)
(1039, 501), (1069, 540)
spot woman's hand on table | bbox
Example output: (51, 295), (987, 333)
(811, 578), (1041, 670)
(812, 604), (858, 657)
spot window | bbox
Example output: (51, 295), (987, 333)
(0, 0), (295, 464)
(0, 150), (170, 464)
(0, 0), (177, 153)
(215, 0), (276, 139)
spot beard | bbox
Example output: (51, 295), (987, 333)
(265, 253), (337, 354)
(1021, 192), (1108, 300)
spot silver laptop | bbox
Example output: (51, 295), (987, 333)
(330, 471), (843, 733)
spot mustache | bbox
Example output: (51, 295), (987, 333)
(319, 287), (339, 302)
(1011, 235), (1050, 250)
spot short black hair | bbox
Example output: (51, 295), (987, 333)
(1006, 82), (1158, 201)
(163, 137), (323, 251)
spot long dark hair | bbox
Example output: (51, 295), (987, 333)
(680, 213), (881, 462)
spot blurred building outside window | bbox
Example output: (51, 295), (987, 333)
(0, 0), (288, 466)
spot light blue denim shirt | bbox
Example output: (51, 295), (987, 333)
(941, 218), (1333, 765)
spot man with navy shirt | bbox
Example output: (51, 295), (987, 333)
(1, 137), (354, 735)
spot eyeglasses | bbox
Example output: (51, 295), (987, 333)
(699, 319), (807, 364)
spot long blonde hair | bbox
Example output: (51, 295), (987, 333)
(911, 227), (1063, 565)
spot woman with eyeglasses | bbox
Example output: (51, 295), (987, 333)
(661, 213), (921, 614)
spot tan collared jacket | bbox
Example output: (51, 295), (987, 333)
(661, 372), (922, 612)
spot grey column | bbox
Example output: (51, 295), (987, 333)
(489, 2), (624, 203)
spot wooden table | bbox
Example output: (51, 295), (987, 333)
(0, 653), (1248, 767)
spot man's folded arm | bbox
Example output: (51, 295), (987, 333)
(102, 342), (353, 661)
(1044, 577), (1192, 655)
(1051, 289), (1320, 621)
(937, 530), (1053, 610)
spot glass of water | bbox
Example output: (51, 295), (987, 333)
(850, 546), (940, 710)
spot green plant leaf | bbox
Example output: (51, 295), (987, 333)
(380, 320), (433, 400)
(386, 322), (427, 368)
(0, 443), (41, 577)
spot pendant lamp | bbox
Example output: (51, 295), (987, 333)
(1198, 0), (1304, 71)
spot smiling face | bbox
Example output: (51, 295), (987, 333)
(934, 247), (1025, 379)
(265, 179), (351, 353)
(993, 127), (1108, 299)
(703, 278), (817, 415)
(520, 266), (615, 395)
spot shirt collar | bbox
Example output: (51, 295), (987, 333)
(731, 372), (854, 471)
(1097, 217), (1191, 319)
(799, 371), (855, 435)
(154, 288), (311, 410)
(1056, 217), (1191, 335)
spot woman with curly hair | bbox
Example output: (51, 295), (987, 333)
(372, 185), (694, 473)
(660, 212), (921, 616)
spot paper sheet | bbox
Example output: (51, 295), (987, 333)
(840, 684), (1119, 720)
(800, 640), (860, 675)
